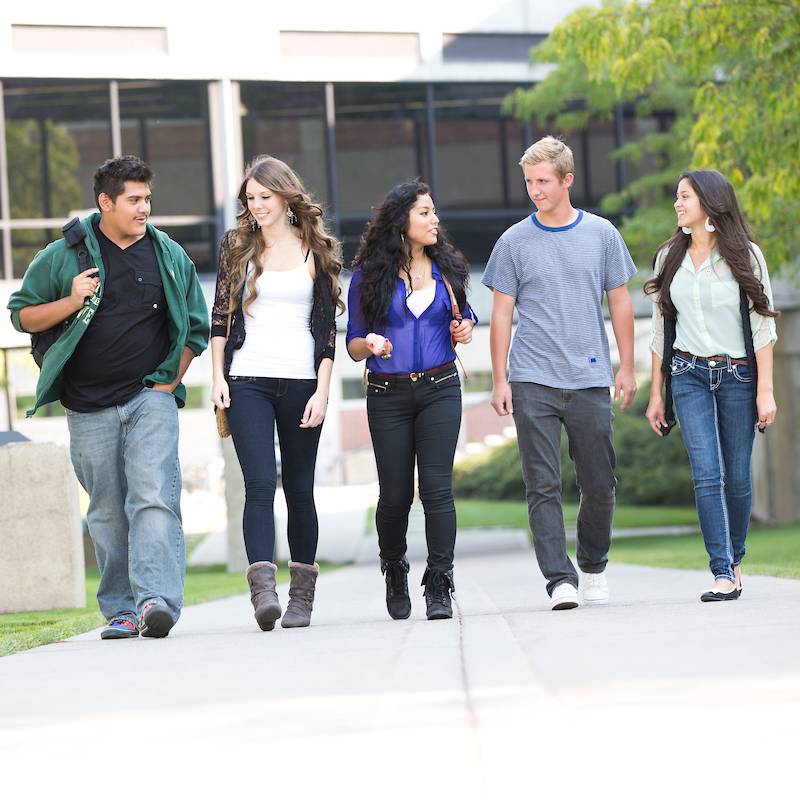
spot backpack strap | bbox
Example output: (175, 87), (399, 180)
(62, 217), (93, 304)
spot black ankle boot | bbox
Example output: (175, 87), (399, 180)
(381, 557), (411, 619)
(421, 568), (454, 620)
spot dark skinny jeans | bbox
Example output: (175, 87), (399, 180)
(226, 376), (322, 565)
(366, 365), (462, 572)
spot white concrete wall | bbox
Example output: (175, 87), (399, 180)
(0, 1), (598, 82)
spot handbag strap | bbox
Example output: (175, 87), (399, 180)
(440, 274), (468, 380)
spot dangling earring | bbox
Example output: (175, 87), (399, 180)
(704, 217), (716, 233)
(681, 226), (692, 235)
(250, 216), (259, 232)
(286, 206), (297, 226)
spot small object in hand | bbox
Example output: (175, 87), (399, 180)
(380, 352), (392, 360)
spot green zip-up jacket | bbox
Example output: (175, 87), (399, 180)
(7, 213), (210, 417)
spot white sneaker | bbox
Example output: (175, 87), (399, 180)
(580, 570), (609, 605)
(550, 582), (579, 610)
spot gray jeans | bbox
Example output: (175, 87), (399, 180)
(512, 382), (616, 595)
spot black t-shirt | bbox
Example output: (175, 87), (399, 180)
(60, 221), (171, 412)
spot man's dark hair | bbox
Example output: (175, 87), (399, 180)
(93, 155), (154, 209)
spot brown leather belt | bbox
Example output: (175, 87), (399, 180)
(674, 349), (748, 366)
(368, 362), (455, 383)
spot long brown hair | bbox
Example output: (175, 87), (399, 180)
(644, 169), (777, 320)
(227, 155), (343, 316)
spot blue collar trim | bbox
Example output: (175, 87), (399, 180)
(530, 209), (584, 232)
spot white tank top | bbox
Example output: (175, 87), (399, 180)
(229, 259), (316, 379)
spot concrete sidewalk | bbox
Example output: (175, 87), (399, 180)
(1, 553), (798, 797)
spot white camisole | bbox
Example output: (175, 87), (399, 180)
(229, 259), (316, 379)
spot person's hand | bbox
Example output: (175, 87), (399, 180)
(491, 381), (513, 416)
(614, 367), (637, 412)
(300, 391), (328, 428)
(151, 382), (177, 394)
(756, 390), (777, 431)
(365, 333), (392, 359)
(211, 377), (230, 410)
(451, 318), (474, 344)
(70, 268), (100, 309)
(645, 395), (667, 436)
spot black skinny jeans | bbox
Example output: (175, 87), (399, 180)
(226, 376), (322, 565)
(366, 365), (462, 572)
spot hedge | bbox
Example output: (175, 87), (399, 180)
(454, 384), (694, 506)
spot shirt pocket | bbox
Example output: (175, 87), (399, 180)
(135, 272), (164, 310)
(710, 279), (739, 309)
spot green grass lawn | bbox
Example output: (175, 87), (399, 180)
(600, 524), (800, 580)
(0, 564), (285, 658)
(456, 498), (699, 530)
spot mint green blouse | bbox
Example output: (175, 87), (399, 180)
(649, 242), (778, 359)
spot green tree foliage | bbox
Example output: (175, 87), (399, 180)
(454, 384), (694, 506)
(506, 0), (800, 271)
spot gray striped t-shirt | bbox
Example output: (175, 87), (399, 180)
(481, 210), (636, 389)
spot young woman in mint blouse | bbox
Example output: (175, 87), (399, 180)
(645, 170), (778, 602)
(346, 180), (476, 622)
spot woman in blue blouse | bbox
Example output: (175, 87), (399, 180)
(347, 180), (476, 621)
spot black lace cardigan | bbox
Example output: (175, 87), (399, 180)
(211, 230), (337, 378)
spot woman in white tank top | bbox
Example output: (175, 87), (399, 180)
(210, 156), (343, 631)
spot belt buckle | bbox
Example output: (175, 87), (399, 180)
(410, 372), (420, 382)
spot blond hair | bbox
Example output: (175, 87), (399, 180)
(519, 136), (574, 181)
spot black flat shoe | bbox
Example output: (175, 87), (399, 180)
(700, 587), (741, 602)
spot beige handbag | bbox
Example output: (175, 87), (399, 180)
(215, 312), (232, 438)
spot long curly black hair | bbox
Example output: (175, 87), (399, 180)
(352, 179), (470, 331)
(644, 169), (778, 321)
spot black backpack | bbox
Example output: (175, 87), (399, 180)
(30, 217), (92, 368)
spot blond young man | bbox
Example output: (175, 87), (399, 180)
(482, 136), (637, 610)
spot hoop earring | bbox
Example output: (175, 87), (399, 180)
(286, 207), (297, 226)
(681, 226), (692, 235)
(704, 217), (716, 233)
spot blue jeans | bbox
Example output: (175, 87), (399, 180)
(226, 376), (322, 565)
(66, 388), (184, 624)
(671, 353), (757, 582)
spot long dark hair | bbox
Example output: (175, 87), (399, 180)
(644, 169), (777, 320)
(352, 179), (470, 330)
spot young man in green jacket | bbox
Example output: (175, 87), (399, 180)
(7, 156), (210, 639)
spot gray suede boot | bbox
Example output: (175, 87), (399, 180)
(281, 561), (319, 628)
(246, 561), (282, 631)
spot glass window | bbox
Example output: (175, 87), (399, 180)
(586, 120), (617, 205)
(12, 227), (57, 279)
(335, 83), (428, 214)
(119, 81), (213, 217)
(433, 84), (525, 210)
(438, 214), (522, 269)
(622, 115), (660, 184)
(241, 82), (329, 208)
(158, 223), (215, 274)
(340, 217), (369, 270)
(3, 80), (112, 219)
